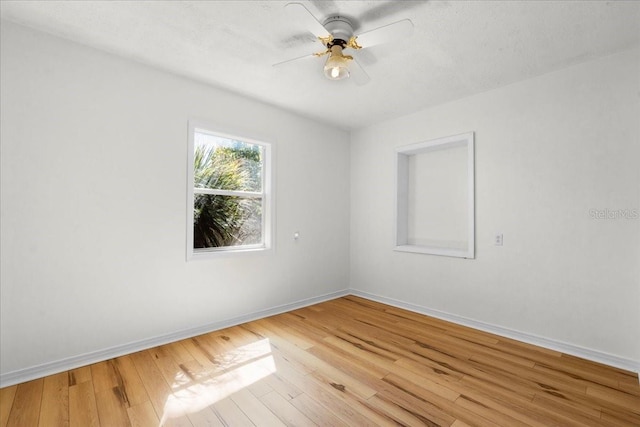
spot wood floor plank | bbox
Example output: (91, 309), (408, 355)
(130, 350), (176, 418)
(332, 328), (405, 364)
(310, 340), (459, 425)
(263, 354), (388, 425)
(188, 336), (226, 371)
(91, 360), (120, 393)
(496, 337), (563, 357)
(67, 366), (92, 387)
(530, 390), (601, 418)
(451, 380), (580, 427)
(320, 334), (397, 372)
(470, 347), (537, 369)
(381, 374), (496, 427)
(180, 338), (220, 372)
(273, 336), (378, 400)
(534, 360), (628, 390)
(325, 304), (484, 364)
(262, 373), (303, 401)
(529, 393), (614, 427)
(454, 394), (531, 427)
(289, 393), (349, 427)
(198, 332), (236, 358)
(69, 381), (99, 427)
(458, 375), (601, 427)
(243, 324), (377, 402)
(230, 388), (286, 426)
(112, 355), (150, 407)
(470, 354), (588, 396)
(212, 396), (255, 426)
(254, 318), (313, 349)
(384, 367), (460, 402)
(393, 357), (465, 387)
(147, 344), (174, 360)
(585, 385), (640, 415)
(268, 339), (315, 377)
(309, 340), (390, 388)
(600, 405), (640, 426)
(456, 373), (536, 407)
(274, 312), (334, 343)
(302, 370), (400, 426)
(38, 372), (69, 427)
(153, 354), (188, 391)
(6, 379), (43, 427)
(94, 387), (131, 427)
(560, 352), (637, 378)
(619, 377), (640, 397)
(174, 359), (210, 385)
(259, 391), (316, 426)
(369, 391), (456, 426)
(289, 306), (351, 333)
(186, 406), (225, 426)
(246, 379), (274, 398)
(162, 413), (194, 427)
(166, 341), (197, 365)
(127, 401), (160, 427)
(0, 385), (17, 427)
(254, 318), (316, 350)
(2, 296), (639, 426)
(376, 306), (499, 345)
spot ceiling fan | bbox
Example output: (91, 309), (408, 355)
(274, 3), (414, 85)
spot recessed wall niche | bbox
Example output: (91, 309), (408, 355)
(395, 132), (475, 258)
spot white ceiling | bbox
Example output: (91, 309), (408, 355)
(2, 1), (639, 130)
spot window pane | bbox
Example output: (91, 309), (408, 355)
(193, 194), (262, 249)
(194, 131), (262, 192)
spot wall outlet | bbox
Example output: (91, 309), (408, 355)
(495, 233), (503, 246)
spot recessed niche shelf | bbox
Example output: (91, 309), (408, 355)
(394, 132), (475, 259)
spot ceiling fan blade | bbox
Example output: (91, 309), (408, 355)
(273, 52), (317, 68)
(349, 58), (370, 86)
(285, 3), (328, 40)
(354, 19), (413, 49)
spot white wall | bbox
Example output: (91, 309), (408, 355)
(350, 48), (640, 363)
(0, 21), (350, 377)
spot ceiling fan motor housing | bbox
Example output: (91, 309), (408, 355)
(323, 16), (354, 47)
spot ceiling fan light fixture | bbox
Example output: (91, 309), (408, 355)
(323, 44), (351, 81)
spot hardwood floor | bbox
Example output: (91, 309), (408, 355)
(1, 296), (639, 426)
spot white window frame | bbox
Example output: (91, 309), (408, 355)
(187, 121), (273, 260)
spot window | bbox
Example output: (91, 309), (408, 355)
(187, 122), (272, 259)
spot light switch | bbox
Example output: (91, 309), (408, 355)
(495, 233), (503, 246)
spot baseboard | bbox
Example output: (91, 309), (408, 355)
(350, 289), (640, 375)
(0, 289), (349, 388)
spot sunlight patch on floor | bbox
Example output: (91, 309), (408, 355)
(161, 338), (276, 423)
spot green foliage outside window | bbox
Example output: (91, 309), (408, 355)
(193, 142), (263, 248)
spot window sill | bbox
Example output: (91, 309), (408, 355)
(187, 245), (272, 261)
